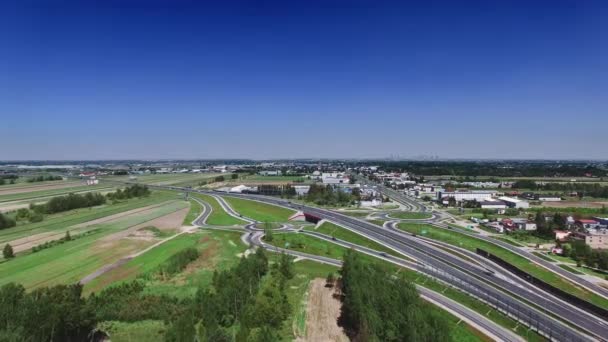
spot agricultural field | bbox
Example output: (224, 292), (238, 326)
(0, 183), (114, 203)
(103, 173), (226, 187)
(0, 190), (179, 247)
(192, 194), (247, 225)
(0, 198), (189, 289)
(223, 196), (296, 222)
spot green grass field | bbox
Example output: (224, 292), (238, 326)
(182, 200), (201, 225)
(388, 212), (433, 219)
(0, 191), (179, 245)
(310, 221), (404, 258)
(0, 200), (188, 289)
(193, 194), (247, 225)
(223, 196), (295, 222)
(397, 223), (608, 309)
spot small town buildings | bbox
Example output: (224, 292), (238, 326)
(586, 230), (608, 249)
(502, 218), (537, 231)
(554, 230), (572, 242)
(577, 219), (601, 231)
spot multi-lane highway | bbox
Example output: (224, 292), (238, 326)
(108, 180), (608, 341)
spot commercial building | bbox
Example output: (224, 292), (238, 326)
(479, 200), (507, 210)
(321, 172), (350, 184)
(502, 218), (537, 231)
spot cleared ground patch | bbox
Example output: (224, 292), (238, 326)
(298, 278), (348, 342)
(84, 230), (247, 297)
(223, 196), (295, 222)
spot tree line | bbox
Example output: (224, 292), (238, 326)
(31, 192), (107, 215)
(512, 180), (608, 199)
(304, 184), (356, 207)
(26, 175), (63, 183)
(106, 184), (150, 201)
(0, 175), (18, 186)
(339, 250), (451, 341)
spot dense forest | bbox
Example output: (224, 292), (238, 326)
(339, 250), (450, 341)
(0, 248), (295, 342)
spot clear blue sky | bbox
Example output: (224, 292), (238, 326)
(1, 0), (607, 160)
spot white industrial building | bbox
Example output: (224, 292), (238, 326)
(293, 185), (310, 196)
(479, 200), (507, 210)
(437, 191), (497, 202)
(498, 196), (529, 209)
(321, 172), (350, 184)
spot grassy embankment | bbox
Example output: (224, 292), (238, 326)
(192, 194), (247, 225)
(307, 221), (404, 258)
(223, 196), (295, 222)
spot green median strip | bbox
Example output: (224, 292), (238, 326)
(312, 221), (406, 259)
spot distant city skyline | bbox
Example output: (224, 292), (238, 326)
(1, 0), (607, 160)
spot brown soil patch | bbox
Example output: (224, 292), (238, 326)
(538, 201), (608, 209)
(96, 207), (190, 244)
(299, 278), (349, 342)
(0, 181), (84, 196)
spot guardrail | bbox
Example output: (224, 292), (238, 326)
(476, 248), (608, 322)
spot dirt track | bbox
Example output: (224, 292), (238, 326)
(538, 201), (608, 209)
(299, 278), (349, 342)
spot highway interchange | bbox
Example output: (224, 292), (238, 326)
(115, 179), (608, 342)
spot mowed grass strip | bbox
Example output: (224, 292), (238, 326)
(312, 221), (404, 258)
(223, 196), (295, 222)
(397, 223), (608, 309)
(0, 191), (178, 244)
(389, 211), (433, 219)
(192, 194), (247, 225)
(0, 201), (188, 289)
